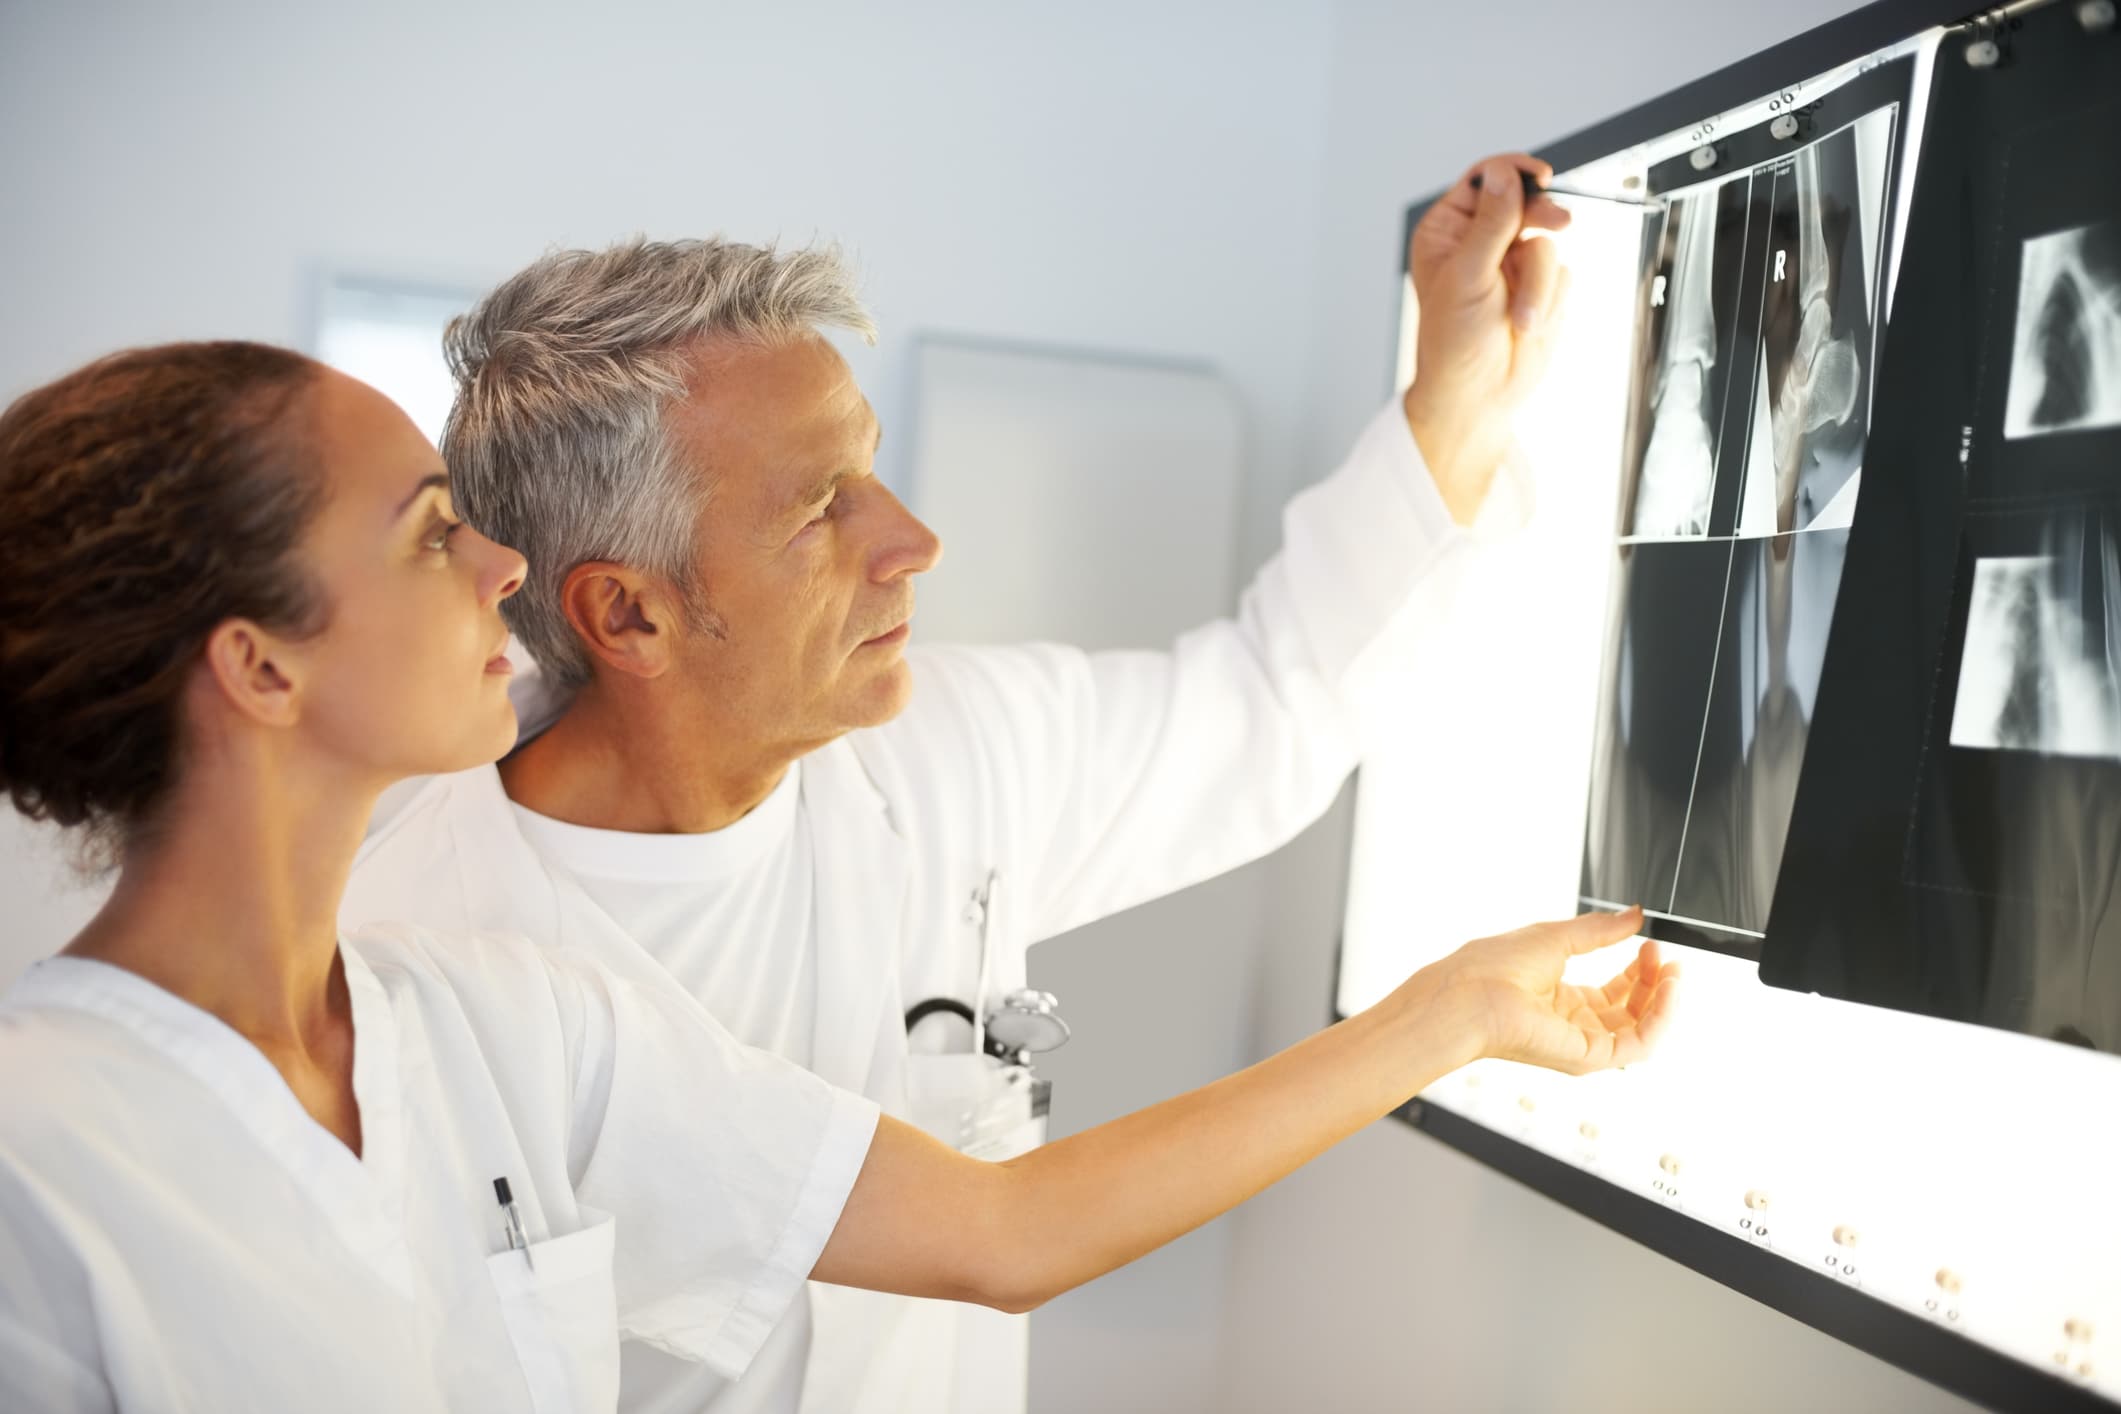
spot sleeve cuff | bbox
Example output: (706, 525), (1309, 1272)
(690, 1089), (883, 1377)
(1370, 399), (1466, 551)
(1387, 400), (1536, 545)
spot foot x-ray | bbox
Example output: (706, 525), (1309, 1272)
(2003, 219), (2121, 439)
(1950, 515), (2121, 758)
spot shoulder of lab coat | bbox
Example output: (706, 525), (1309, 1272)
(0, 1100), (120, 1414)
(849, 399), (1499, 947)
(344, 765), (705, 1004)
(348, 921), (881, 1376)
(343, 768), (484, 936)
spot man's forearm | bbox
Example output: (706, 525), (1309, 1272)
(1403, 379), (1511, 527)
(981, 968), (1482, 1310)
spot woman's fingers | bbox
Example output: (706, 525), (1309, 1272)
(1553, 905), (1644, 956)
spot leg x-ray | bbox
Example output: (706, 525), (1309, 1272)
(1580, 540), (1730, 922)
(1669, 527), (1851, 932)
(2004, 219), (2121, 439)
(1585, 95), (1901, 955)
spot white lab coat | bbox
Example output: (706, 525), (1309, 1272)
(0, 926), (879, 1414)
(341, 400), (1500, 1414)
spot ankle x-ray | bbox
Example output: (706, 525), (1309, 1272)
(1624, 188), (1733, 537)
(1735, 111), (1895, 535)
(2003, 219), (2121, 439)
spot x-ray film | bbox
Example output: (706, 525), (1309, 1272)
(2004, 219), (2121, 439)
(1763, 16), (2121, 1062)
(1583, 72), (1905, 955)
(1735, 109), (1897, 534)
(1620, 185), (1747, 537)
(1342, 13), (2121, 1405)
(1951, 528), (2121, 760)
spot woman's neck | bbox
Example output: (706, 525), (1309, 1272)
(63, 754), (378, 1057)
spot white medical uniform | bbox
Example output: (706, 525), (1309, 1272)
(0, 924), (878, 1414)
(340, 401), (1502, 1414)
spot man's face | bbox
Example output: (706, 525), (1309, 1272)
(665, 334), (941, 756)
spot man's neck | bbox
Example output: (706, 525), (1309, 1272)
(498, 679), (806, 835)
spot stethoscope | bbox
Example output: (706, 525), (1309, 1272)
(904, 868), (1071, 1064)
(904, 989), (1072, 1066)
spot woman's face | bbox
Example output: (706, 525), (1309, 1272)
(281, 366), (526, 785)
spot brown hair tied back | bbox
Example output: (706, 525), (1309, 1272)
(0, 341), (326, 856)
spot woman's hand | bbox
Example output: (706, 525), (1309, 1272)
(1416, 906), (1679, 1075)
(816, 905), (1677, 1314)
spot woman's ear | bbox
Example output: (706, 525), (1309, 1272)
(202, 619), (302, 727)
(561, 562), (673, 679)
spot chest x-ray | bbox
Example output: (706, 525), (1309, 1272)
(2005, 219), (2121, 439)
(1951, 514), (2121, 759)
(1761, 13), (2121, 1066)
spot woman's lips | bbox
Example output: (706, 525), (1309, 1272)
(485, 651), (513, 675)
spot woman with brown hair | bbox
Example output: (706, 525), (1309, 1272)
(0, 342), (1674, 1413)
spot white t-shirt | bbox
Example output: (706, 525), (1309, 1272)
(509, 765), (825, 1414)
(508, 763), (816, 1067)
(0, 923), (879, 1414)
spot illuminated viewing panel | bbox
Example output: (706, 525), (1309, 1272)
(1340, 9), (2121, 1407)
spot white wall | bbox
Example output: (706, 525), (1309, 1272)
(1211, 3), (1981, 1411)
(0, 2), (1992, 1410)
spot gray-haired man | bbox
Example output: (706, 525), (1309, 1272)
(341, 153), (1571, 1414)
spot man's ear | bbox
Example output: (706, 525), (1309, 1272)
(561, 563), (676, 679)
(201, 619), (302, 727)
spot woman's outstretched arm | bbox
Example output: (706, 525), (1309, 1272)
(812, 906), (1676, 1311)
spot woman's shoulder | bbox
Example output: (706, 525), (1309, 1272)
(0, 962), (205, 1166)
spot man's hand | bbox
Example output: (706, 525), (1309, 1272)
(1404, 153), (1574, 525)
(1418, 906), (1680, 1075)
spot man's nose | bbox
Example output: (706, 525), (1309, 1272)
(873, 489), (943, 581)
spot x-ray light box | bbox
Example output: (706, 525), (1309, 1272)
(1335, 3), (2121, 1409)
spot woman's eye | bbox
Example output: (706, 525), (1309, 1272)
(425, 519), (463, 553)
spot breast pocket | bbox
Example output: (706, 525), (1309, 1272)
(485, 1205), (621, 1414)
(906, 1053), (1049, 1160)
